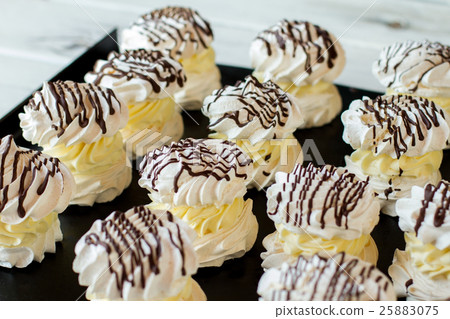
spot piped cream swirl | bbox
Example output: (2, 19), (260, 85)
(139, 138), (253, 207)
(0, 135), (74, 225)
(20, 81), (128, 147)
(258, 252), (396, 301)
(121, 6), (213, 60)
(44, 132), (131, 206)
(202, 75), (303, 144)
(397, 181), (450, 250)
(342, 95), (450, 159)
(73, 206), (203, 301)
(266, 163), (379, 240)
(373, 40), (450, 97)
(250, 20), (345, 86)
(85, 50), (186, 104)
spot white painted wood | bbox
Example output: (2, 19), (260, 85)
(0, 56), (63, 118)
(1, 0), (450, 117)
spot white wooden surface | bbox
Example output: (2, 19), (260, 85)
(1, 0), (450, 118)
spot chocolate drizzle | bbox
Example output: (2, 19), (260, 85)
(0, 135), (65, 218)
(130, 7), (213, 58)
(268, 163), (370, 230)
(405, 278), (413, 289)
(268, 252), (390, 301)
(204, 75), (293, 136)
(414, 180), (450, 235)
(88, 50), (185, 91)
(84, 206), (188, 297)
(255, 20), (340, 73)
(25, 81), (121, 138)
(140, 138), (252, 193)
(375, 40), (450, 92)
(357, 95), (445, 159)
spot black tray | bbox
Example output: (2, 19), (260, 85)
(1, 30), (445, 301)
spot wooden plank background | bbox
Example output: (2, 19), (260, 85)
(1, 0), (450, 117)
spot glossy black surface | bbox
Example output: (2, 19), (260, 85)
(1, 31), (446, 301)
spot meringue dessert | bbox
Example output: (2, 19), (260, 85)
(258, 252), (396, 301)
(0, 135), (74, 268)
(250, 20), (346, 128)
(373, 40), (450, 146)
(73, 206), (206, 301)
(121, 6), (221, 109)
(202, 75), (303, 190)
(139, 138), (258, 267)
(19, 80), (131, 206)
(342, 94), (450, 216)
(85, 49), (186, 156)
(262, 163), (379, 269)
(389, 181), (450, 300)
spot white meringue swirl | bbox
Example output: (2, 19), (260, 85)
(202, 75), (303, 144)
(0, 135), (74, 225)
(341, 95), (450, 159)
(396, 181), (450, 250)
(20, 81), (128, 147)
(250, 20), (345, 86)
(139, 138), (253, 207)
(120, 6), (213, 60)
(85, 50), (186, 104)
(266, 163), (380, 240)
(258, 252), (396, 301)
(373, 40), (450, 97)
(73, 206), (203, 301)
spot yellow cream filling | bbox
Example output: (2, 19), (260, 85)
(179, 47), (217, 74)
(86, 277), (197, 301)
(254, 72), (337, 97)
(0, 212), (58, 248)
(44, 132), (126, 175)
(149, 197), (247, 237)
(350, 149), (442, 181)
(386, 88), (450, 113)
(210, 133), (299, 171)
(405, 232), (450, 280)
(276, 223), (372, 258)
(122, 97), (176, 141)
(163, 277), (196, 301)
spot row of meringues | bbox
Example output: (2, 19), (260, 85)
(1, 129), (447, 301)
(1, 5), (449, 301)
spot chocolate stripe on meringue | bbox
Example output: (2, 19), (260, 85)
(375, 40), (450, 92)
(414, 181), (450, 234)
(205, 75), (292, 131)
(358, 95), (445, 158)
(131, 7), (213, 57)
(255, 20), (339, 73)
(139, 138), (252, 193)
(0, 135), (65, 218)
(267, 253), (390, 301)
(88, 50), (186, 90)
(268, 163), (369, 230)
(84, 207), (187, 296)
(26, 81), (119, 137)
